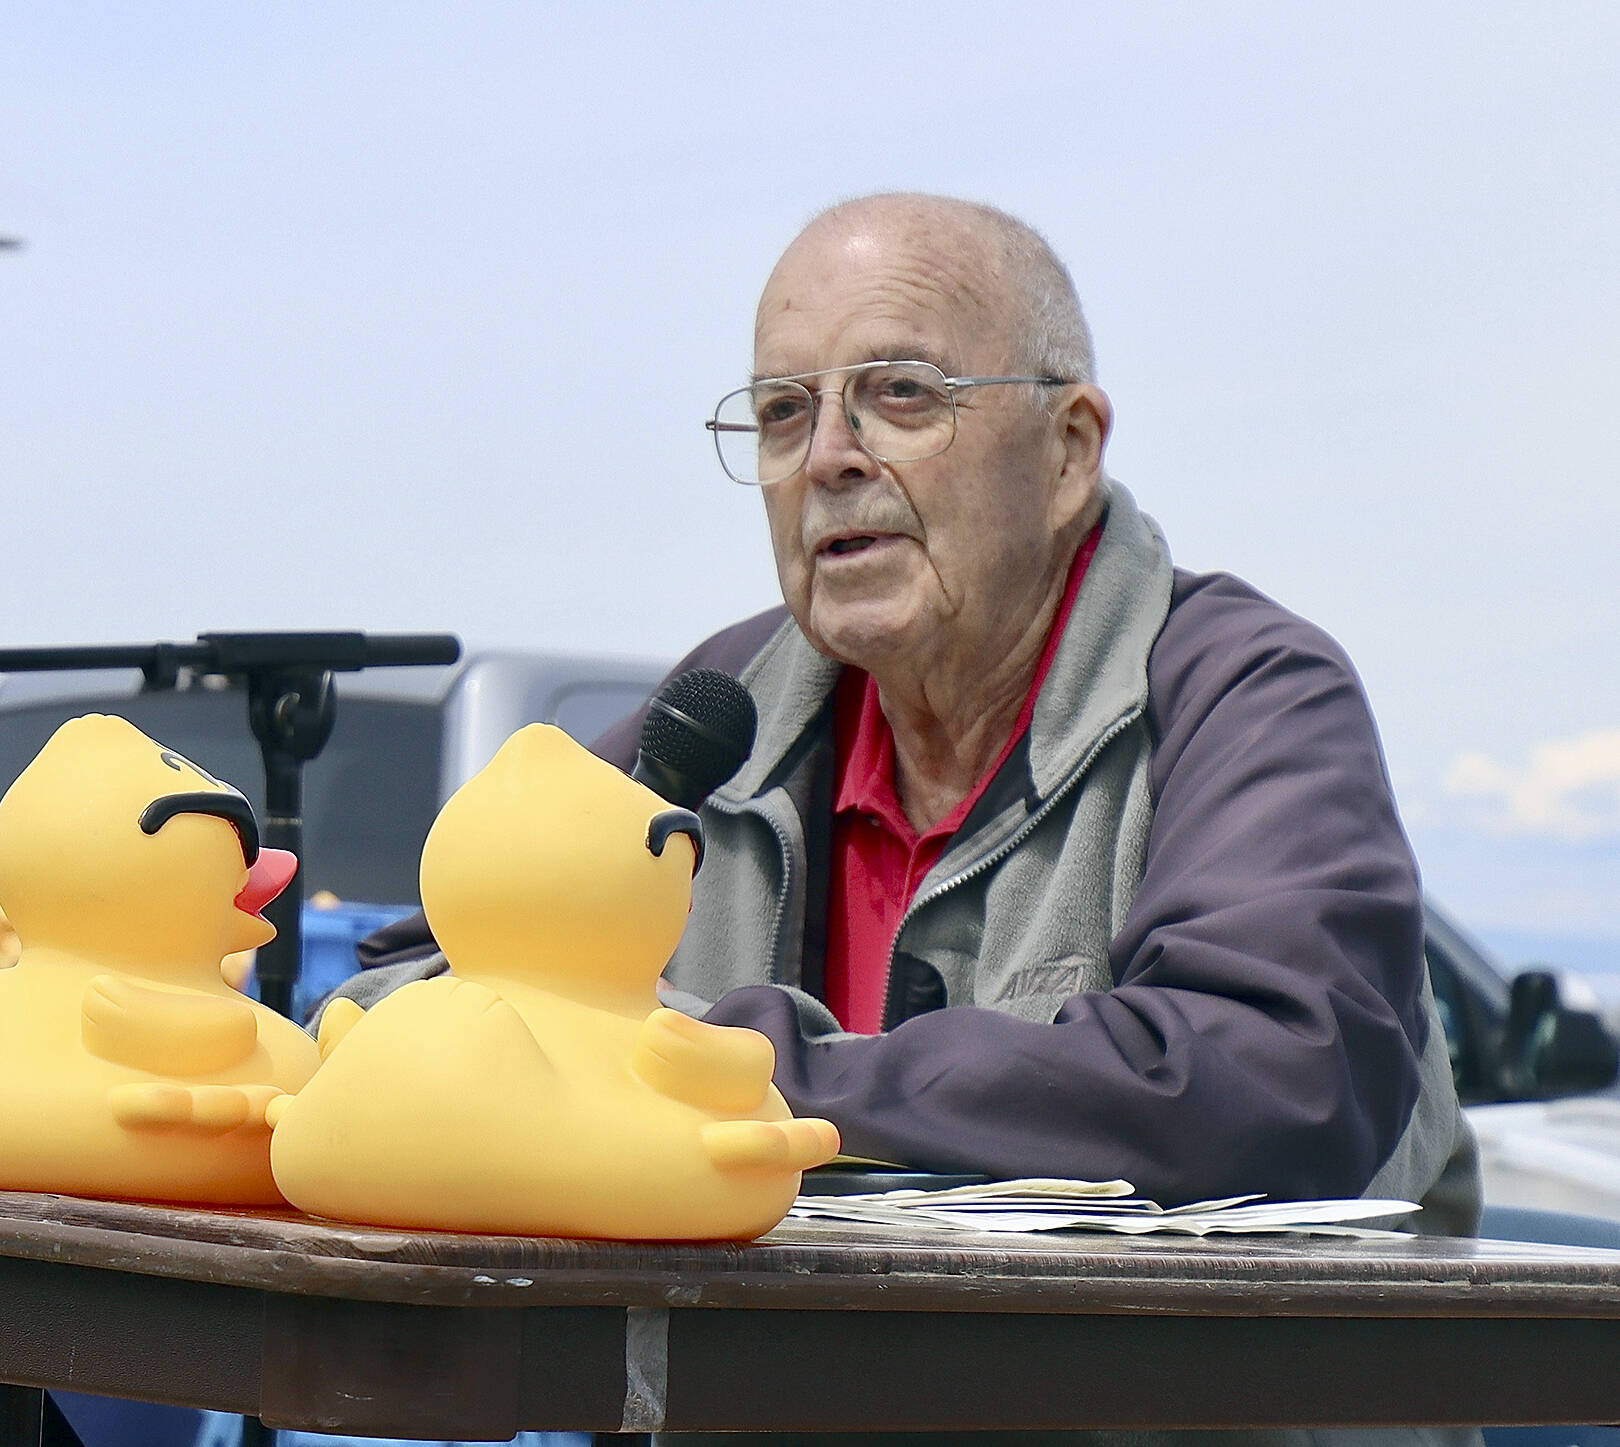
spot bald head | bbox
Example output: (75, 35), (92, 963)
(761, 194), (1095, 385)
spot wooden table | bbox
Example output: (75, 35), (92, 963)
(4, 1189), (1620, 1442)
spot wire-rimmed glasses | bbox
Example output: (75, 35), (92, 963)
(706, 360), (1074, 486)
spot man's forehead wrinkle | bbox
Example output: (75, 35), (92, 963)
(754, 227), (1012, 378)
(749, 340), (958, 386)
(754, 293), (977, 379)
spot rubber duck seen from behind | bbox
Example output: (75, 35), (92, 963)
(269, 722), (839, 1240)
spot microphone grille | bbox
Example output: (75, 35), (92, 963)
(640, 668), (758, 791)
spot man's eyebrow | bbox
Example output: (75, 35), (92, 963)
(881, 343), (954, 372)
(750, 346), (958, 385)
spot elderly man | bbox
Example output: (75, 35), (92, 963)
(587, 193), (1475, 1228)
(355, 192), (1473, 1234)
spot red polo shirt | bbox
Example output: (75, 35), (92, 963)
(823, 527), (1101, 1033)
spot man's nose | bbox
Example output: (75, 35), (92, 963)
(803, 388), (879, 488)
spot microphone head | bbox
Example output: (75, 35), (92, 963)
(638, 668), (757, 805)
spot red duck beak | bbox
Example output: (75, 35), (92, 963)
(234, 848), (298, 919)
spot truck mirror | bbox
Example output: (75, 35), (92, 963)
(1502, 968), (1620, 1099)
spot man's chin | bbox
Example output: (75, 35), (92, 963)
(801, 599), (924, 673)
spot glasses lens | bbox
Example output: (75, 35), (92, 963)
(712, 381), (814, 485)
(846, 362), (956, 463)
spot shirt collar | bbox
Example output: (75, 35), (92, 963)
(833, 524), (1102, 839)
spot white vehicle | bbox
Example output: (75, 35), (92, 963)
(1425, 902), (1620, 1220)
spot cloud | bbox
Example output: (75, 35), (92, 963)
(1444, 729), (1620, 841)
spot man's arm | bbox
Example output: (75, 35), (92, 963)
(703, 574), (1443, 1207)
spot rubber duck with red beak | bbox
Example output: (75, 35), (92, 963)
(0, 714), (320, 1205)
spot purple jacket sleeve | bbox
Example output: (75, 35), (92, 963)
(703, 574), (1431, 1205)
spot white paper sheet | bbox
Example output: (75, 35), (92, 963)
(789, 1176), (1418, 1237)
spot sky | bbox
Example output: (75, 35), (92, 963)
(4, 2), (1619, 971)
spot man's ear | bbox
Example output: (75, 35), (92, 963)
(1047, 383), (1112, 534)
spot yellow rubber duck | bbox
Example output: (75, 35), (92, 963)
(0, 714), (320, 1205)
(269, 723), (839, 1240)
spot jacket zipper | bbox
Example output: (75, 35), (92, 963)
(878, 707), (1144, 1030)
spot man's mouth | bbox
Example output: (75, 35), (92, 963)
(826, 536), (877, 555)
(818, 532), (900, 558)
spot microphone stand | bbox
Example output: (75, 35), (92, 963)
(0, 631), (461, 1019)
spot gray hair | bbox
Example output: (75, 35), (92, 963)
(985, 210), (1096, 386)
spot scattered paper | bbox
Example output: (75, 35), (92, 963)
(789, 1176), (1418, 1237)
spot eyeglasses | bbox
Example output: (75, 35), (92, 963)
(705, 360), (1074, 486)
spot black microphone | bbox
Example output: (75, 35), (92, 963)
(631, 668), (758, 811)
